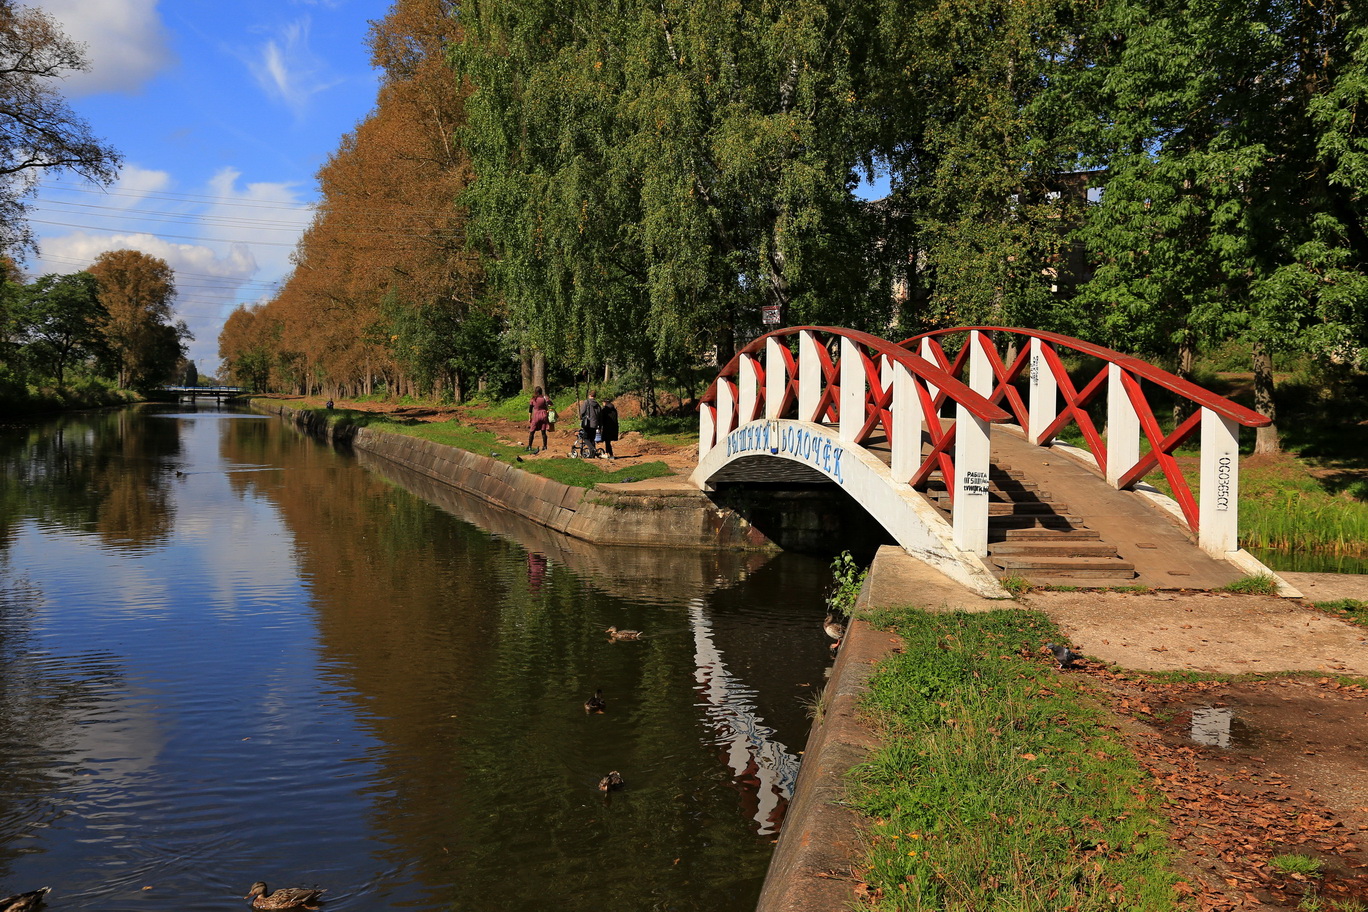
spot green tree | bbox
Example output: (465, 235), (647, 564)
(1072, 0), (1368, 452)
(866, 0), (1096, 332)
(455, 0), (886, 373)
(14, 271), (103, 383)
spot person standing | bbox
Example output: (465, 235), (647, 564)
(527, 386), (553, 452)
(599, 397), (619, 459)
(579, 389), (603, 457)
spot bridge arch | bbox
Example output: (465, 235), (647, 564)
(692, 326), (1273, 595)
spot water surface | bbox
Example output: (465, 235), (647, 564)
(0, 405), (832, 910)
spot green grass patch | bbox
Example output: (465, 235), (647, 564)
(1314, 598), (1368, 629)
(1219, 574), (1280, 595)
(849, 608), (1177, 911)
(999, 574), (1032, 596)
(310, 407), (674, 488)
(1269, 853), (1324, 877)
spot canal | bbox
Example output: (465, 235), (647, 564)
(0, 404), (834, 911)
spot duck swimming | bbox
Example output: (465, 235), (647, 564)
(0, 887), (50, 912)
(605, 626), (642, 641)
(598, 770), (624, 791)
(245, 883), (326, 910)
(584, 689), (607, 713)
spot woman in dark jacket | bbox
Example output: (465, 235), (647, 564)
(527, 386), (553, 452)
(599, 398), (619, 459)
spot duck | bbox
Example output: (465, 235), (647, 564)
(584, 689), (607, 714)
(824, 613), (847, 650)
(245, 883), (326, 910)
(0, 887), (50, 912)
(598, 770), (624, 792)
(605, 626), (642, 641)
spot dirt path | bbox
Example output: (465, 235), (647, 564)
(1024, 588), (1368, 911)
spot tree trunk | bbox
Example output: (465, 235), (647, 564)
(1252, 338), (1281, 454)
(520, 346), (532, 392)
(1173, 336), (1195, 427)
(452, 368), (463, 404)
(532, 349), (546, 392)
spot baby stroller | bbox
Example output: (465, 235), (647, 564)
(570, 423), (601, 459)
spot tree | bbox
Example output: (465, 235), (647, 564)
(0, 2), (121, 253)
(14, 270), (102, 383)
(455, 0), (886, 372)
(88, 249), (186, 389)
(1071, 0), (1368, 452)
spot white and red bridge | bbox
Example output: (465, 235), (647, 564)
(691, 326), (1285, 597)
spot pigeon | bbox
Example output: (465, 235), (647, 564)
(598, 770), (625, 792)
(1044, 642), (1079, 669)
(515, 456), (524, 462)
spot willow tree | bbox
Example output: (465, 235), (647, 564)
(455, 0), (886, 374)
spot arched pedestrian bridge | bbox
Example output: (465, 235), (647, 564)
(690, 326), (1284, 598)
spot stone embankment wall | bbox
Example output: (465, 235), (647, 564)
(254, 401), (774, 550)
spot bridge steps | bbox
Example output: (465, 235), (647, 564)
(924, 466), (1139, 585)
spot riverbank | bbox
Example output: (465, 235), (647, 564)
(770, 546), (1368, 911)
(252, 398), (784, 551)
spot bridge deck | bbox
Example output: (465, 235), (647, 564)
(862, 426), (1245, 589)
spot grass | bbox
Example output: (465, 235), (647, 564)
(1270, 853), (1324, 877)
(303, 407), (674, 489)
(1219, 574), (1280, 595)
(999, 574), (1032, 596)
(848, 607), (1177, 911)
(1314, 598), (1368, 629)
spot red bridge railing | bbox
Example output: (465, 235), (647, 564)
(904, 327), (1270, 547)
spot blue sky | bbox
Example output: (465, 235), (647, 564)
(25, 0), (392, 375)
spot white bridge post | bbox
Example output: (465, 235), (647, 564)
(717, 378), (737, 444)
(799, 331), (821, 423)
(764, 337), (786, 420)
(738, 354), (761, 424)
(1106, 363), (1141, 487)
(952, 331), (992, 555)
(890, 359), (922, 484)
(699, 403), (717, 460)
(839, 337), (864, 442)
(1028, 337), (1058, 445)
(1198, 408), (1240, 555)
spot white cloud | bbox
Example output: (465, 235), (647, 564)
(32, 0), (176, 96)
(244, 17), (342, 116)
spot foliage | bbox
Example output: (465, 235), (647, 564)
(88, 249), (187, 390)
(850, 608), (1177, 911)
(1069, 0), (1368, 452)
(824, 550), (866, 616)
(227, 0), (484, 401)
(0, 2), (122, 254)
(454, 0), (889, 372)
(9, 271), (104, 384)
(999, 574), (1032, 596)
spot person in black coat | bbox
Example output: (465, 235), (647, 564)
(599, 398), (619, 459)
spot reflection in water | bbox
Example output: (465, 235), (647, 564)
(689, 598), (799, 836)
(1190, 707), (1235, 748)
(0, 406), (831, 911)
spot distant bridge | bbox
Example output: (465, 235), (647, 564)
(162, 385), (245, 402)
(691, 326), (1284, 597)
